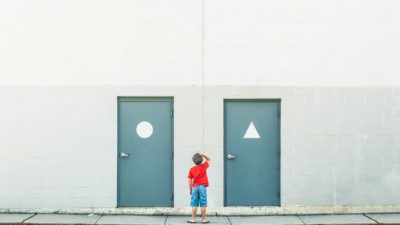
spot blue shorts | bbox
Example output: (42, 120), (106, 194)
(190, 185), (207, 207)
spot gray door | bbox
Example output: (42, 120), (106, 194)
(224, 100), (280, 206)
(118, 97), (173, 207)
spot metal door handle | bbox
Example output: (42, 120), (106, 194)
(120, 152), (129, 158)
(227, 154), (236, 160)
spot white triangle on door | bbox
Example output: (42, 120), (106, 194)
(243, 121), (260, 139)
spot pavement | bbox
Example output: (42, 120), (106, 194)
(1, 213), (400, 225)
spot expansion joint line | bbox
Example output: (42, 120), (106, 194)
(227, 216), (233, 225)
(363, 213), (379, 224)
(21, 213), (36, 224)
(296, 215), (306, 225)
(94, 215), (103, 224)
(202, 0), (205, 151)
(163, 215), (168, 225)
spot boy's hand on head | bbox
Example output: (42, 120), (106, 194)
(200, 153), (211, 163)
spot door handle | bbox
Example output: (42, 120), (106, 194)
(227, 154), (236, 160)
(120, 152), (129, 158)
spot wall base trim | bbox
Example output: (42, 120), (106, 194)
(1, 205), (400, 216)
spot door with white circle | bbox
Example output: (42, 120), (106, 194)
(118, 97), (173, 207)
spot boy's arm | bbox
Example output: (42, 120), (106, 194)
(201, 153), (211, 164)
(187, 178), (192, 194)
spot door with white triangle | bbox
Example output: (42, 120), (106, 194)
(224, 100), (281, 206)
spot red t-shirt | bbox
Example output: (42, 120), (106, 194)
(188, 162), (209, 187)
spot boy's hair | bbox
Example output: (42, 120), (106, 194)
(192, 153), (203, 165)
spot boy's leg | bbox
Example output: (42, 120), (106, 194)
(191, 207), (198, 220)
(189, 186), (200, 222)
(201, 207), (207, 221)
(199, 186), (208, 222)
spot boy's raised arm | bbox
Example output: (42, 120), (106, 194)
(201, 153), (211, 163)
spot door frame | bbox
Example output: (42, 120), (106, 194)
(223, 99), (281, 206)
(117, 96), (174, 207)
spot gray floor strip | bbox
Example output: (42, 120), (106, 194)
(365, 213), (400, 224)
(299, 214), (378, 225)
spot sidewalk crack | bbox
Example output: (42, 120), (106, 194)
(21, 213), (36, 224)
(94, 215), (103, 224)
(363, 213), (379, 224)
(297, 215), (306, 225)
(164, 215), (168, 225)
(227, 216), (233, 225)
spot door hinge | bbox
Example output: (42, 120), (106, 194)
(171, 109), (174, 118)
(171, 193), (174, 201)
(277, 191), (281, 199)
(277, 110), (281, 119)
(171, 151), (174, 159)
(277, 151), (281, 160)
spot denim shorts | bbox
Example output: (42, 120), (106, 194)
(190, 185), (207, 207)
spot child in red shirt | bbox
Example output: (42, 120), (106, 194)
(187, 152), (210, 224)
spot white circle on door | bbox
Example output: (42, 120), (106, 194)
(136, 121), (153, 138)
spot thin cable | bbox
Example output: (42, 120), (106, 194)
(202, 0), (205, 151)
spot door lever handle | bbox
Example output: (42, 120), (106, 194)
(120, 152), (129, 158)
(227, 154), (236, 160)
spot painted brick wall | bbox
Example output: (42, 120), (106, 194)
(1, 0), (400, 86)
(0, 0), (203, 86)
(205, 0), (400, 86)
(281, 87), (400, 205)
(202, 86), (400, 206)
(0, 87), (118, 208)
(2, 86), (399, 208)
(1, 0), (400, 209)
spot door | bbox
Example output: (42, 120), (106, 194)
(224, 100), (280, 206)
(118, 97), (173, 207)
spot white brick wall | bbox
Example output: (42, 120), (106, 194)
(205, 0), (400, 86)
(0, 87), (117, 208)
(1, 86), (400, 208)
(1, 0), (400, 86)
(0, 0), (203, 86)
(282, 87), (400, 206)
(1, 0), (400, 209)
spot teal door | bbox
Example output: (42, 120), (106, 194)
(224, 100), (280, 206)
(118, 97), (173, 207)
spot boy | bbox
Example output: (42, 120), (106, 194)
(187, 152), (210, 224)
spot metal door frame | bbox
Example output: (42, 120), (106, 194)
(223, 99), (281, 206)
(117, 96), (174, 207)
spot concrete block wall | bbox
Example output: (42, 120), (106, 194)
(201, 86), (400, 206)
(2, 0), (400, 87)
(0, 87), (118, 208)
(0, 86), (400, 208)
(281, 87), (400, 206)
(204, 0), (400, 86)
(1, 0), (400, 209)
(0, 0), (203, 86)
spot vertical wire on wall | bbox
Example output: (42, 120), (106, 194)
(202, 0), (205, 151)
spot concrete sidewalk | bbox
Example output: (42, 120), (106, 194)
(1, 213), (400, 225)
